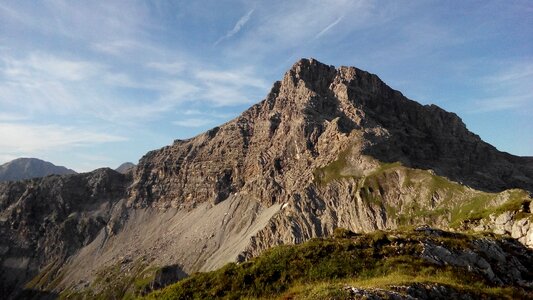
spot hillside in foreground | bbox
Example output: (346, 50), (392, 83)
(136, 228), (533, 300)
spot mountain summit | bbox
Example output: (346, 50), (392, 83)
(115, 162), (136, 174)
(1, 59), (532, 298)
(131, 58), (532, 209)
(0, 158), (76, 182)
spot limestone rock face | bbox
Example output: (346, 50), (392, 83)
(0, 169), (130, 297)
(129, 58), (532, 211)
(472, 212), (533, 248)
(126, 58), (533, 258)
(0, 58), (532, 297)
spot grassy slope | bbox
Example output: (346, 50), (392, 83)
(142, 229), (529, 299)
(58, 261), (159, 300)
(314, 152), (531, 228)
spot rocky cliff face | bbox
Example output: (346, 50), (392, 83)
(0, 59), (532, 298)
(0, 169), (130, 297)
(126, 58), (533, 257)
(130, 58), (532, 209)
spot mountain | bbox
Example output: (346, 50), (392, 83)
(1, 59), (532, 299)
(0, 158), (76, 182)
(115, 162), (136, 174)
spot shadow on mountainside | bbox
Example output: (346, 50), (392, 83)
(359, 104), (533, 194)
(15, 289), (59, 300)
(289, 58), (533, 194)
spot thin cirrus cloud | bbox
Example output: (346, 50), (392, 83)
(173, 118), (213, 128)
(0, 53), (103, 114)
(0, 123), (126, 154)
(2, 53), (102, 82)
(314, 16), (344, 39)
(146, 61), (187, 75)
(147, 62), (269, 107)
(0, 50), (266, 126)
(214, 9), (255, 45)
(225, 0), (377, 58)
(471, 62), (533, 113)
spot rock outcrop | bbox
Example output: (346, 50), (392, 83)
(0, 169), (130, 297)
(470, 211), (533, 248)
(1, 59), (532, 298)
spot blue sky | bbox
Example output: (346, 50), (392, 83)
(0, 1), (531, 172)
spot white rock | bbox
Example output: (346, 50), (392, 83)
(511, 218), (529, 239)
(526, 226), (533, 248)
(495, 211), (513, 225)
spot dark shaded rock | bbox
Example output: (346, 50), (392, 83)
(0, 168), (131, 298)
(150, 264), (187, 290)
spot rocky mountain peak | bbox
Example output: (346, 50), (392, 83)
(271, 58), (406, 135)
(124, 59), (532, 213)
(1, 59), (532, 299)
(282, 58), (336, 94)
(280, 58), (393, 106)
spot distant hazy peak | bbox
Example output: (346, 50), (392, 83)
(0, 157), (77, 182)
(115, 162), (136, 174)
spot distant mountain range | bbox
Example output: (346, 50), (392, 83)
(0, 158), (76, 182)
(115, 162), (136, 174)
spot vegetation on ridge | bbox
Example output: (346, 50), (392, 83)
(314, 150), (532, 229)
(141, 229), (531, 300)
(59, 260), (160, 300)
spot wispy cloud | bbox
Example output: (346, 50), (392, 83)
(0, 53), (105, 114)
(173, 118), (213, 128)
(92, 40), (148, 56)
(182, 109), (236, 119)
(314, 16), (344, 39)
(471, 95), (531, 113)
(146, 61), (186, 74)
(194, 69), (267, 89)
(0, 123), (126, 154)
(0, 49), (267, 128)
(470, 62), (533, 113)
(224, 1), (378, 59)
(3, 53), (102, 81)
(482, 63), (533, 84)
(215, 9), (255, 45)
(0, 113), (28, 122)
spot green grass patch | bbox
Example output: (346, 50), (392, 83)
(141, 229), (527, 300)
(314, 150), (532, 232)
(450, 189), (531, 227)
(313, 147), (354, 184)
(60, 260), (162, 300)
